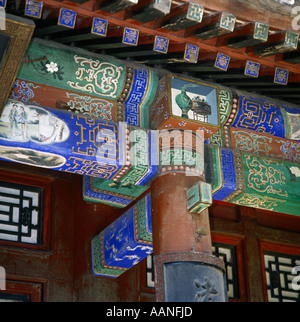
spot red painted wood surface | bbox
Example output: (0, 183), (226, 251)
(0, 161), (299, 301)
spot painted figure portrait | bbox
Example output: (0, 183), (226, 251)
(0, 101), (70, 144)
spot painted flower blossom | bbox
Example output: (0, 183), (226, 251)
(46, 62), (59, 74)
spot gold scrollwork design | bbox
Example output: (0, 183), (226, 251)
(245, 155), (288, 197)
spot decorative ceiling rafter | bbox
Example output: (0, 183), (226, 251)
(2, 0), (300, 105)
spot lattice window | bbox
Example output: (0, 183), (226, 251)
(146, 254), (155, 289)
(212, 242), (239, 300)
(264, 251), (300, 302)
(0, 181), (43, 246)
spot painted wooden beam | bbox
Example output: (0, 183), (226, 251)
(8, 38), (300, 215)
(91, 144), (300, 278)
(205, 144), (300, 218)
(207, 89), (300, 164)
(0, 99), (157, 184)
(91, 193), (153, 277)
(16, 38), (159, 129)
(253, 30), (299, 57)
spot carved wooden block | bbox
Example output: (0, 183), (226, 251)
(253, 30), (299, 57)
(130, 0), (171, 23)
(161, 2), (204, 31)
(193, 12), (236, 40)
(225, 22), (269, 49)
(187, 181), (212, 214)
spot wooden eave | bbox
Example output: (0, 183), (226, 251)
(4, 0), (300, 106)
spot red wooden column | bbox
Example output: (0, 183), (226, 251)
(151, 173), (212, 255)
(150, 172), (227, 302)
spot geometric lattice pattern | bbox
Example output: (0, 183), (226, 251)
(212, 242), (239, 300)
(264, 251), (300, 302)
(0, 181), (43, 245)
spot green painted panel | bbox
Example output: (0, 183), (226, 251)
(232, 153), (300, 216)
(18, 39), (126, 101)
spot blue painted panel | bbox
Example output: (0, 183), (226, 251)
(214, 53), (231, 71)
(153, 36), (169, 53)
(91, 17), (108, 37)
(123, 28), (139, 46)
(146, 193), (152, 235)
(92, 193), (153, 276)
(0, 100), (124, 178)
(212, 148), (237, 200)
(232, 96), (285, 138)
(25, 0), (43, 18)
(58, 8), (76, 28)
(103, 204), (152, 269)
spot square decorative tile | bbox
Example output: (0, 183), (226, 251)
(0, 0), (6, 8)
(184, 44), (199, 63)
(25, 0), (43, 19)
(91, 17), (108, 37)
(244, 60), (260, 78)
(219, 12), (236, 32)
(284, 30), (299, 49)
(186, 2), (204, 23)
(58, 8), (76, 29)
(214, 52), (231, 71)
(122, 27), (139, 46)
(186, 181), (212, 214)
(154, 0), (172, 14)
(274, 67), (289, 85)
(253, 22), (269, 42)
(153, 36), (169, 53)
